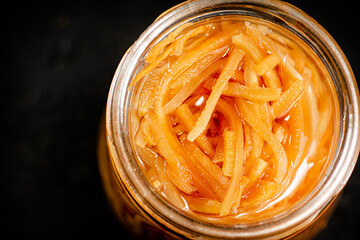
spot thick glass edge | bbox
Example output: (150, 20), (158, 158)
(105, 0), (360, 238)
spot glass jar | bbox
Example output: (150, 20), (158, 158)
(98, 0), (360, 239)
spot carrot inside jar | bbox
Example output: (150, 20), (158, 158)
(130, 18), (339, 223)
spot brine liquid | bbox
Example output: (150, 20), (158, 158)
(130, 17), (339, 223)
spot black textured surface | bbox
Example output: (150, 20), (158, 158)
(3, 1), (359, 239)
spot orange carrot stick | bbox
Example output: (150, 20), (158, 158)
(187, 47), (244, 142)
(174, 104), (214, 156)
(271, 80), (304, 119)
(222, 129), (237, 177)
(163, 56), (226, 114)
(220, 120), (245, 215)
(145, 111), (196, 194)
(220, 82), (281, 101)
(236, 99), (287, 183)
(286, 104), (305, 166)
(155, 24), (242, 116)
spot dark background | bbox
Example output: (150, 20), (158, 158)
(3, 1), (359, 239)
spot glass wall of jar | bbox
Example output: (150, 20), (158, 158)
(98, 0), (360, 239)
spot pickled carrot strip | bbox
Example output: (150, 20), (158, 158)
(245, 128), (264, 172)
(222, 129), (237, 177)
(220, 120), (245, 216)
(262, 68), (282, 89)
(130, 24), (208, 89)
(258, 101), (273, 130)
(244, 122), (253, 159)
(169, 45), (228, 90)
(146, 22), (193, 63)
(241, 180), (281, 208)
(187, 48), (244, 142)
(260, 35), (303, 82)
(155, 25), (242, 115)
(152, 156), (186, 209)
(286, 104), (305, 166)
(232, 176), (250, 210)
(237, 100), (287, 183)
(174, 104), (214, 156)
(232, 33), (264, 62)
(244, 158), (269, 193)
(220, 82), (281, 101)
(178, 141), (221, 200)
(181, 139), (229, 188)
(181, 140), (229, 199)
(255, 54), (281, 76)
(185, 196), (222, 214)
(130, 45), (172, 90)
(145, 111), (196, 194)
(137, 66), (165, 117)
(182, 34), (208, 53)
(243, 58), (258, 88)
(163, 58), (226, 114)
(273, 122), (287, 143)
(213, 98), (247, 215)
(245, 22), (300, 87)
(171, 26), (209, 57)
(301, 68), (319, 139)
(271, 80), (304, 119)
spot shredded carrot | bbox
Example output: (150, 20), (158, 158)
(237, 99), (287, 183)
(232, 33), (264, 62)
(137, 66), (163, 117)
(241, 180), (281, 208)
(262, 68), (282, 89)
(154, 24), (242, 116)
(220, 82), (281, 101)
(132, 19), (336, 221)
(163, 57), (226, 114)
(174, 104), (214, 156)
(243, 57), (259, 87)
(187, 47), (244, 142)
(220, 120), (245, 215)
(169, 45), (228, 90)
(271, 80), (304, 119)
(286, 104), (305, 166)
(181, 139), (229, 199)
(146, 22), (193, 63)
(222, 129), (237, 177)
(255, 53), (281, 76)
(145, 111), (196, 194)
(232, 176), (250, 210)
(244, 158), (269, 193)
(152, 156), (186, 209)
(185, 196), (222, 214)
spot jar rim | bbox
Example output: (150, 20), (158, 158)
(106, 0), (360, 238)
